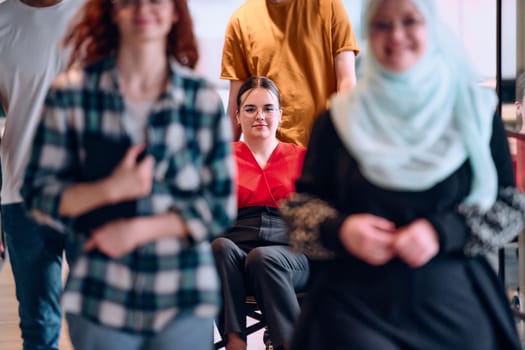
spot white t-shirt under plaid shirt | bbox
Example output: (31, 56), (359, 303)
(21, 57), (237, 335)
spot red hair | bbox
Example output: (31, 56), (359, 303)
(64, 0), (199, 68)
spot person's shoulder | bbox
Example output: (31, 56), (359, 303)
(60, 0), (83, 11)
(0, 0), (17, 17)
(233, 142), (254, 163)
(234, 0), (260, 12)
(279, 142), (307, 155)
(0, 0), (18, 9)
(63, 0), (84, 9)
(0, 4), (7, 24)
(50, 67), (85, 91)
(233, 141), (246, 155)
(51, 58), (111, 92)
(44, 67), (86, 108)
(61, 0), (84, 18)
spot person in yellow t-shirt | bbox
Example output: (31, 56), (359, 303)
(221, 0), (360, 147)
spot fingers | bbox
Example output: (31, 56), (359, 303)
(110, 145), (153, 201)
(136, 155), (154, 196)
(81, 220), (139, 258)
(340, 214), (396, 266)
(363, 230), (396, 265)
(394, 219), (439, 268)
(370, 216), (396, 232)
(366, 248), (396, 266)
(125, 145), (153, 184)
(368, 228), (396, 246)
(83, 237), (96, 252)
(123, 144), (147, 167)
(400, 249), (432, 268)
(341, 215), (439, 268)
(395, 233), (423, 267)
(83, 228), (105, 252)
(137, 154), (155, 172)
(364, 215), (397, 247)
(83, 233), (117, 257)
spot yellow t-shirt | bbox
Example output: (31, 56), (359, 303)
(221, 0), (359, 146)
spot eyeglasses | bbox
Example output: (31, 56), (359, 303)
(112, 0), (170, 8)
(370, 17), (425, 33)
(241, 105), (278, 118)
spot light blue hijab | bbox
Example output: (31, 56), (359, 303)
(330, 0), (498, 210)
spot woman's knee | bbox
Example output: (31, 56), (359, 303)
(211, 238), (246, 271)
(245, 247), (279, 273)
(211, 237), (236, 258)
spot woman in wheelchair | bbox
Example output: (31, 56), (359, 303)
(212, 76), (310, 350)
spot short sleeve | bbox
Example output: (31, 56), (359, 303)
(220, 16), (251, 81)
(330, 0), (360, 56)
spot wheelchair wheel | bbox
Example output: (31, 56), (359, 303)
(263, 328), (273, 350)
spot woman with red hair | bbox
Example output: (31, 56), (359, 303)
(21, 1), (236, 349)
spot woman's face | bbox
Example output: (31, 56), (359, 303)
(237, 87), (282, 142)
(112, 0), (176, 46)
(369, 0), (427, 72)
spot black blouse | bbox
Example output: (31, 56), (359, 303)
(295, 110), (514, 257)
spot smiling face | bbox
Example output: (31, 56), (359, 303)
(237, 87), (282, 142)
(369, 0), (427, 72)
(112, 0), (176, 46)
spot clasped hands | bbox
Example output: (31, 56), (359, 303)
(339, 214), (439, 268)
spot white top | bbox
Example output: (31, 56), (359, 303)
(0, 0), (83, 204)
(123, 99), (153, 144)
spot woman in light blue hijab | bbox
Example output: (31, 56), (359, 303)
(280, 0), (522, 349)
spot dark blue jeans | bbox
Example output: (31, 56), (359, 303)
(2, 203), (65, 350)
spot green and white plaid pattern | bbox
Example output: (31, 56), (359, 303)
(22, 57), (236, 334)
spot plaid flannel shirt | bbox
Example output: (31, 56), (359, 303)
(21, 57), (236, 334)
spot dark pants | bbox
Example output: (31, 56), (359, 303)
(2, 203), (65, 350)
(212, 237), (310, 348)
